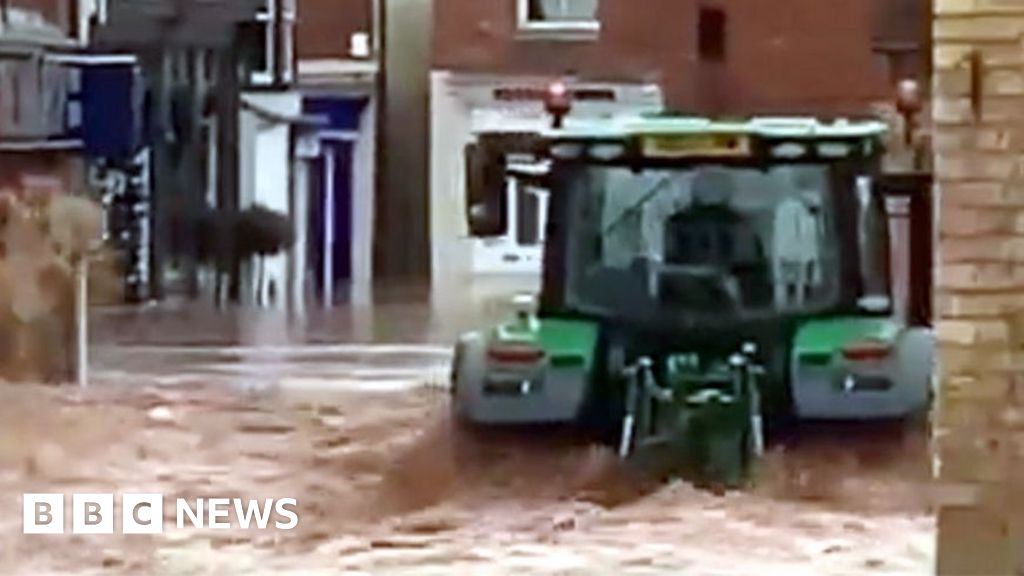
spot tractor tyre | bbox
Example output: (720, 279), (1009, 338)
(580, 341), (628, 447)
(447, 401), (488, 472)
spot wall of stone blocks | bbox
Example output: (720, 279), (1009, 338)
(933, 0), (1024, 574)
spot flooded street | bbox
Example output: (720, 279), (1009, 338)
(0, 300), (935, 575)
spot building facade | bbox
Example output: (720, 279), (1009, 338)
(932, 1), (1024, 573)
(0, 0), (94, 194)
(430, 0), (930, 306)
(90, 0), (324, 307)
(295, 0), (378, 307)
(434, 0), (926, 115)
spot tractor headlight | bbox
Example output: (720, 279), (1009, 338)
(550, 143), (585, 159)
(817, 142), (852, 158)
(589, 143), (626, 161)
(771, 142), (806, 159)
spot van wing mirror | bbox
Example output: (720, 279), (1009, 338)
(465, 143), (507, 237)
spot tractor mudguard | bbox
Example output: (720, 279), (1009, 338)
(451, 331), (488, 423)
(790, 317), (933, 420)
(450, 318), (600, 426)
(892, 326), (935, 415)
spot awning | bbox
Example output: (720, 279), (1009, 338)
(301, 96), (368, 132)
(241, 98), (328, 128)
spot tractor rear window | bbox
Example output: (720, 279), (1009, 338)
(564, 164), (841, 320)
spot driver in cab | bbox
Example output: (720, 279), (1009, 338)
(662, 169), (768, 308)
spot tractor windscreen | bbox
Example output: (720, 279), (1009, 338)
(565, 164), (841, 321)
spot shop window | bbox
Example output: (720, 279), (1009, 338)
(247, 0), (296, 87)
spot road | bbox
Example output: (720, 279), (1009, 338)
(0, 303), (935, 575)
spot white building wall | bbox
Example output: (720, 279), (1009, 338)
(429, 71), (663, 311)
(239, 91), (302, 308)
(429, 71), (474, 311)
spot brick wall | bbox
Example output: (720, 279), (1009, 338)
(433, 0), (922, 115)
(0, 153), (84, 193)
(296, 0), (371, 59)
(933, 1), (1024, 574)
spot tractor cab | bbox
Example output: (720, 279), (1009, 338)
(451, 113), (934, 489)
(538, 125), (888, 327)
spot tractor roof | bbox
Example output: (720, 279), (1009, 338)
(543, 115), (889, 141)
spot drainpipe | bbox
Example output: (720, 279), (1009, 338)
(371, 0), (381, 58)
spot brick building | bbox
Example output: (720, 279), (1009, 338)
(0, 0), (90, 194)
(429, 0), (930, 304)
(295, 0), (378, 305)
(89, 0), (378, 307)
(932, 1), (1024, 573)
(433, 0), (927, 115)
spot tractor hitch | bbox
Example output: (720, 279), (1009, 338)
(617, 343), (766, 491)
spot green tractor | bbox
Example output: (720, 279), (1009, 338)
(450, 114), (934, 489)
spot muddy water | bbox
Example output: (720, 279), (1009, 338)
(0, 378), (933, 575)
(91, 280), (513, 348)
(1, 291), (934, 574)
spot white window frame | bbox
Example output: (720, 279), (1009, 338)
(249, 0), (296, 86)
(249, 4), (274, 86)
(516, 0), (600, 36)
(280, 0), (296, 83)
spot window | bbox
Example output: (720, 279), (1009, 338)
(279, 0), (296, 83)
(507, 154), (549, 246)
(566, 165), (840, 321)
(518, 0), (600, 35)
(698, 7), (727, 62)
(10, 70), (21, 127)
(248, 0), (296, 86)
(0, 56), (40, 138)
(40, 62), (68, 135)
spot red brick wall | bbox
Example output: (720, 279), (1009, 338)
(296, 0), (372, 59)
(7, 0), (74, 37)
(933, 2), (1024, 573)
(433, 0), (925, 115)
(431, 0), (686, 87)
(0, 153), (83, 194)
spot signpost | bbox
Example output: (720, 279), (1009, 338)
(75, 243), (104, 388)
(76, 257), (88, 388)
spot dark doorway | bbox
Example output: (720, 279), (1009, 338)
(308, 140), (354, 304)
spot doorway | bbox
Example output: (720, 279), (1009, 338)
(308, 140), (354, 305)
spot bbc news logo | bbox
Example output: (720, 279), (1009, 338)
(23, 494), (299, 534)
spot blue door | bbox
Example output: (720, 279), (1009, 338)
(309, 141), (353, 303)
(303, 96), (366, 304)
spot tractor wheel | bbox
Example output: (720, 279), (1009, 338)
(446, 392), (490, 473)
(580, 342), (628, 446)
(449, 418), (483, 468)
(898, 405), (931, 452)
(765, 342), (799, 440)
